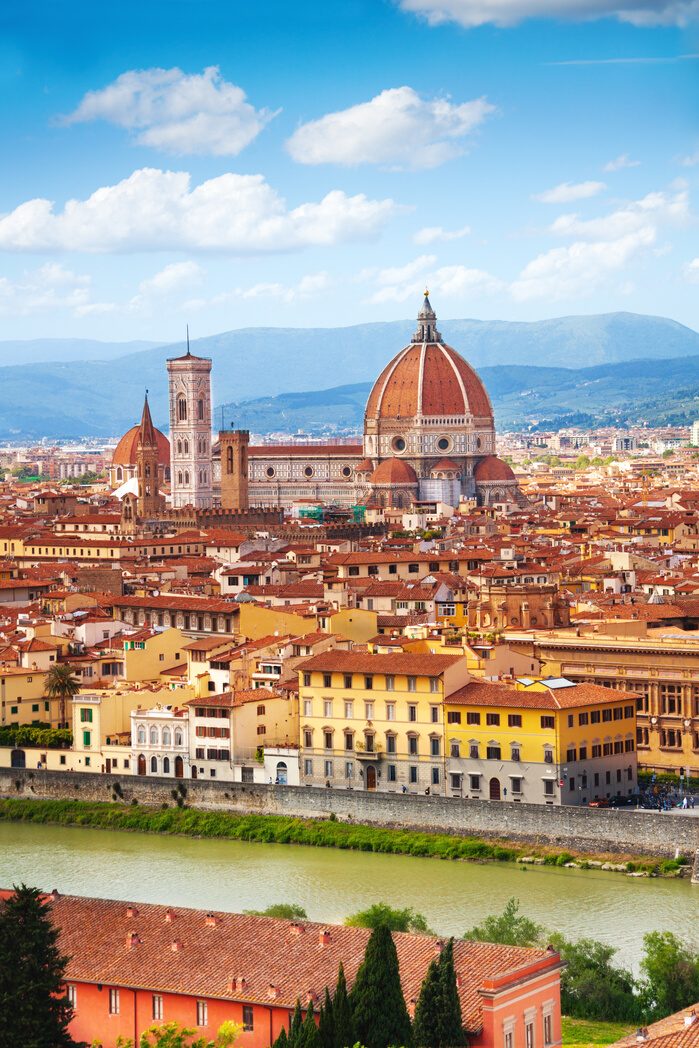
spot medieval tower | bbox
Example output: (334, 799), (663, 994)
(135, 393), (165, 518)
(166, 339), (213, 509)
(219, 428), (250, 510)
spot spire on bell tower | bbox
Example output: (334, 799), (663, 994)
(412, 290), (442, 343)
(137, 391), (157, 450)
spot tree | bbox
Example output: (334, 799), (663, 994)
(412, 958), (441, 1047)
(436, 939), (466, 1048)
(289, 998), (304, 1048)
(318, 988), (334, 1048)
(44, 663), (82, 729)
(272, 1029), (289, 1048)
(0, 883), (85, 1048)
(243, 903), (307, 920)
(463, 898), (542, 948)
(101, 1022), (240, 1047)
(640, 931), (699, 1020)
(298, 998), (319, 1048)
(333, 962), (355, 1048)
(345, 902), (431, 934)
(662, 449), (675, 459)
(548, 933), (637, 1022)
(350, 923), (412, 1048)
(575, 455), (590, 470)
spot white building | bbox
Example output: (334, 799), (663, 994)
(167, 342), (214, 509)
(692, 420), (699, 447)
(131, 702), (189, 778)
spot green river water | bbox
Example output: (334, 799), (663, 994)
(2, 820), (697, 971)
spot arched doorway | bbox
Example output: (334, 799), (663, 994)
(175, 756), (183, 779)
(366, 766), (377, 791)
(191, 766), (198, 780)
(10, 749), (25, 769)
(489, 777), (501, 801)
(137, 754), (146, 776)
(276, 761), (288, 785)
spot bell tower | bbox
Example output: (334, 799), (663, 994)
(219, 428), (250, 510)
(166, 330), (213, 509)
(136, 393), (164, 518)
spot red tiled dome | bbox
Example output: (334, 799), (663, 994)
(355, 458), (375, 473)
(370, 458), (418, 486)
(365, 341), (492, 421)
(431, 457), (460, 471)
(474, 456), (516, 482)
(112, 425), (170, 466)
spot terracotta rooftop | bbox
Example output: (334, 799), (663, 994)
(298, 650), (464, 674)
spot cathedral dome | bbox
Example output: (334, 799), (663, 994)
(370, 458), (418, 485)
(112, 425), (170, 467)
(474, 456), (516, 482)
(365, 295), (493, 423)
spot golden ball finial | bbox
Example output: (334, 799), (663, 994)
(424, 288), (429, 297)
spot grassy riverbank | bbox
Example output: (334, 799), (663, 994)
(0, 797), (688, 875)
(562, 1018), (633, 1048)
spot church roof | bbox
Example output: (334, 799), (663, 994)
(431, 457), (460, 471)
(137, 394), (157, 449)
(112, 425), (170, 467)
(370, 458), (418, 486)
(473, 456), (516, 482)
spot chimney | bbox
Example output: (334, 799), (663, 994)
(205, 913), (220, 927)
(686, 1013), (697, 1028)
(126, 905), (139, 918)
(126, 931), (140, 948)
(49, 889), (60, 900)
(318, 929), (331, 946)
(456, 975), (463, 987)
(171, 939), (184, 952)
(268, 984), (281, 999)
(408, 999), (417, 1018)
(165, 908), (175, 922)
(306, 991), (316, 1004)
(434, 939), (446, 956)
(636, 1030), (649, 1042)
(290, 922), (305, 935)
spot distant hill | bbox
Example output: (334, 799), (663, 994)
(0, 337), (164, 367)
(0, 311), (698, 437)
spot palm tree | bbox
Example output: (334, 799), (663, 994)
(44, 663), (81, 729)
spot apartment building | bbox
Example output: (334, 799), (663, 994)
(296, 650), (470, 792)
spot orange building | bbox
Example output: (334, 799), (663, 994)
(3, 890), (564, 1048)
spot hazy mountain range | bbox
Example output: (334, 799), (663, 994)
(2, 311), (699, 438)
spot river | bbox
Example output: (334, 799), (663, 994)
(2, 820), (697, 971)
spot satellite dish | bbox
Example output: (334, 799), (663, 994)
(153, 590), (160, 597)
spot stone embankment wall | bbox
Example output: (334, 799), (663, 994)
(1, 767), (696, 859)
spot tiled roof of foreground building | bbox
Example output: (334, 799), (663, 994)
(611, 1007), (699, 1048)
(9, 893), (561, 1032)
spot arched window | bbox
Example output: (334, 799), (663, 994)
(204, 471), (207, 483)
(227, 447), (234, 474)
(145, 464), (151, 478)
(184, 440), (189, 454)
(150, 727), (158, 745)
(177, 441), (182, 454)
(178, 472), (183, 485)
(164, 466), (170, 482)
(177, 396), (187, 421)
(162, 728), (171, 746)
(175, 730), (182, 746)
(198, 398), (204, 420)
(163, 756), (170, 774)
(137, 726), (146, 744)
(117, 467), (123, 480)
(151, 756), (158, 773)
(184, 472), (190, 485)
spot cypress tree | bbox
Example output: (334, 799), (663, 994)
(299, 998), (319, 1048)
(319, 987), (335, 1048)
(274, 1028), (290, 1048)
(333, 962), (355, 1048)
(436, 939), (466, 1048)
(350, 923), (412, 1048)
(412, 958), (441, 1048)
(289, 998), (304, 1048)
(0, 884), (85, 1048)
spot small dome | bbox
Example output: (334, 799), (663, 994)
(112, 425), (170, 466)
(431, 457), (460, 471)
(355, 458), (375, 473)
(370, 458), (418, 486)
(474, 456), (516, 482)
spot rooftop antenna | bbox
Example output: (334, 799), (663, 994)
(186, 324), (190, 357)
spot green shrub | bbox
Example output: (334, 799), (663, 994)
(131, 798), (138, 806)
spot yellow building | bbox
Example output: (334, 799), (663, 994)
(444, 677), (638, 806)
(1, 668), (51, 727)
(296, 650), (470, 793)
(99, 626), (186, 682)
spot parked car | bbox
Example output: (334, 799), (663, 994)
(589, 797), (609, 807)
(608, 796), (635, 807)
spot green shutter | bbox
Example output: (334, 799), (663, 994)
(83, 731), (90, 747)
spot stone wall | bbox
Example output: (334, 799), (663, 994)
(2, 767), (696, 858)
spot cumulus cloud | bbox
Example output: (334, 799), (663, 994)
(129, 261), (206, 311)
(285, 87), (495, 170)
(679, 151), (699, 166)
(532, 180), (606, 203)
(603, 153), (642, 171)
(0, 168), (399, 254)
(397, 0), (699, 28)
(0, 262), (111, 318)
(234, 271), (334, 304)
(413, 224), (471, 244)
(358, 254), (502, 303)
(62, 66), (278, 156)
(511, 187), (691, 301)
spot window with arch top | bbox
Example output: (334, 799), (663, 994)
(227, 447), (234, 474)
(177, 396), (187, 421)
(198, 399), (204, 420)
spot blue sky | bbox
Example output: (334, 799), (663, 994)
(0, 0), (697, 342)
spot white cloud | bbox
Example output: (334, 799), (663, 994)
(679, 151), (699, 166)
(603, 153), (642, 171)
(235, 271), (334, 304)
(129, 261), (206, 311)
(0, 262), (110, 318)
(532, 180), (606, 203)
(685, 258), (699, 282)
(511, 187), (691, 300)
(397, 0), (699, 28)
(62, 66), (278, 156)
(285, 87), (495, 170)
(358, 255), (502, 303)
(413, 224), (471, 244)
(0, 168), (399, 254)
